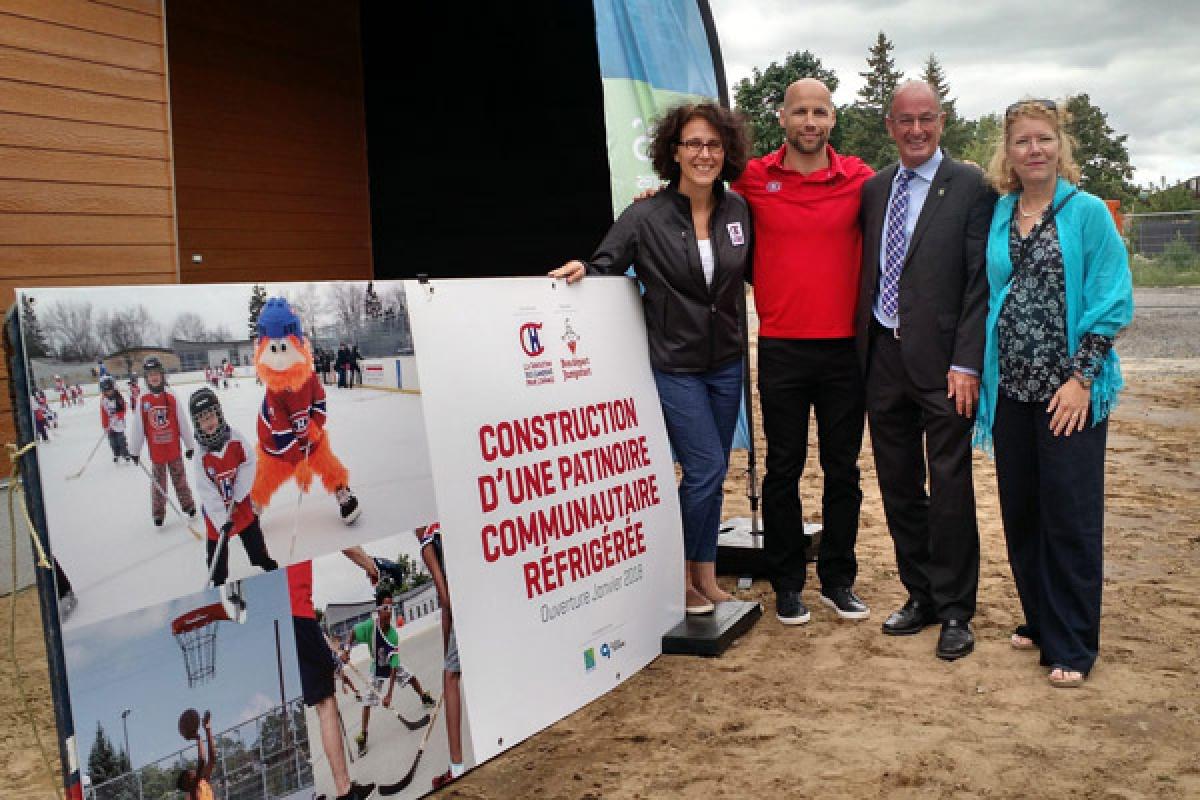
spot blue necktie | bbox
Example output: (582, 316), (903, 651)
(880, 169), (914, 319)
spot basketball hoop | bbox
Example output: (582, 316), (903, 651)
(170, 583), (247, 688)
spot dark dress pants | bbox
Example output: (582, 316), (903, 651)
(866, 327), (979, 620)
(993, 393), (1106, 675)
(759, 337), (864, 594)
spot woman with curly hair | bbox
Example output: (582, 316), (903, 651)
(550, 102), (752, 615)
(975, 98), (1133, 688)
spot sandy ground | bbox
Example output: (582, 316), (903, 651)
(4, 290), (1199, 799)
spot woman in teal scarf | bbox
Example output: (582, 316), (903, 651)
(975, 99), (1133, 688)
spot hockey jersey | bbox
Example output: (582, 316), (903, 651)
(129, 381), (141, 405)
(257, 372), (328, 463)
(193, 428), (257, 542)
(128, 389), (194, 463)
(100, 392), (127, 433)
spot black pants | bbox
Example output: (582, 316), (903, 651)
(107, 430), (129, 459)
(866, 325), (979, 620)
(993, 393), (1107, 675)
(206, 518), (278, 586)
(759, 337), (864, 593)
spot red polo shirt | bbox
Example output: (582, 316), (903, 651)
(733, 144), (874, 339)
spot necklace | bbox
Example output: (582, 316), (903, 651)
(1018, 196), (1050, 219)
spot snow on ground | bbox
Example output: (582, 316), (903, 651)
(31, 378), (437, 633)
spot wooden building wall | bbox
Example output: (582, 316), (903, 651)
(0, 0), (177, 445)
(167, 0), (373, 284)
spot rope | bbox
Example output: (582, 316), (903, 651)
(7, 441), (65, 800)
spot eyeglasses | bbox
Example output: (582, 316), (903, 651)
(1006, 98), (1057, 117)
(678, 139), (724, 155)
(888, 113), (943, 129)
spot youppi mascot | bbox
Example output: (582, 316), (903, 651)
(251, 297), (361, 524)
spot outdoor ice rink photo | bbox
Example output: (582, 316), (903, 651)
(38, 376), (435, 631)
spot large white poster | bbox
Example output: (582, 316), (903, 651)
(406, 276), (684, 762)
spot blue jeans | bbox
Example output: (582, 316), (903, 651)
(652, 359), (743, 563)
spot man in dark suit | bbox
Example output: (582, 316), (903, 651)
(856, 80), (993, 660)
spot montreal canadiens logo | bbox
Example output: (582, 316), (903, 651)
(727, 222), (745, 246)
(519, 322), (545, 357)
(151, 407), (170, 428)
(766, 180), (782, 192)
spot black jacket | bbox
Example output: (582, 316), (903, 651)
(585, 182), (753, 373)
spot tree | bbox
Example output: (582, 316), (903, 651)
(101, 305), (159, 352)
(327, 282), (364, 342)
(921, 53), (970, 158)
(961, 112), (1004, 172)
(19, 295), (49, 358)
(170, 311), (209, 342)
(248, 284), (268, 340)
(733, 50), (839, 156)
(364, 281), (383, 321)
(840, 32), (903, 169)
(87, 721), (134, 799)
(42, 301), (102, 362)
(1138, 184), (1200, 213)
(1065, 93), (1137, 204)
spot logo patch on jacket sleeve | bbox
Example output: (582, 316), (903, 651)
(726, 222), (745, 247)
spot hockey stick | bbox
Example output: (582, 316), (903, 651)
(334, 702), (355, 765)
(340, 659), (430, 731)
(65, 431), (107, 480)
(202, 524), (231, 591)
(135, 460), (203, 540)
(378, 694), (444, 795)
(288, 447), (309, 561)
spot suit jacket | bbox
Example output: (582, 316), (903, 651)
(856, 156), (994, 390)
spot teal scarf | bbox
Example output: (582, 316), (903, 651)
(973, 178), (1134, 454)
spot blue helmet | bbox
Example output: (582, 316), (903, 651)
(256, 297), (303, 340)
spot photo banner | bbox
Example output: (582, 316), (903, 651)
(405, 276), (685, 764)
(593, 0), (720, 214)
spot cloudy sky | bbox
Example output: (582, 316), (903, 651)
(709, 0), (1200, 188)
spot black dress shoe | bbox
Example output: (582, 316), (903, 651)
(936, 619), (975, 661)
(881, 598), (936, 636)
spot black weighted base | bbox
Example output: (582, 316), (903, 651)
(715, 518), (822, 577)
(661, 600), (763, 657)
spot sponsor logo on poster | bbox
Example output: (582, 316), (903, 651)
(583, 647), (596, 673)
(520, 321), (555, 386)
(559, 319), (592, 382)
(519, 322), (545, 357)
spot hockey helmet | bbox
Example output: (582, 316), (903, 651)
(143, 356), (166, 392)
(189, 387), (230, 451)
(99, 376), (115, 392)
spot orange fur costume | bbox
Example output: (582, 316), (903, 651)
(250, 298), (353, 516)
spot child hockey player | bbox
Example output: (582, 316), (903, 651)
(54, 375), (68, 408)
(128, 356), (197, 527)
(98, 376), (132, 462)
(342, 584), (435, 757)
(189, 388), (277, 586)
(33, 399), (50, 441)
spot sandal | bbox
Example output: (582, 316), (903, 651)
(1011, 625), (1038, 651)
(1047, 666), (1085, 689)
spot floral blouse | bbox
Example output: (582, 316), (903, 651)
(997, 211), (1113, 402)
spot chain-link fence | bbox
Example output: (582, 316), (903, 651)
(87, 699), (312, 800)
(1126, 210), (1200, 286)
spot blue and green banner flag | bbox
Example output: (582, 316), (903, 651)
(593, 0), (721, 216)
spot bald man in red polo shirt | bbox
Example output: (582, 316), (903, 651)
(732, 78), (874, 626)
